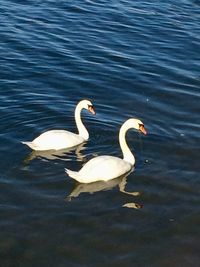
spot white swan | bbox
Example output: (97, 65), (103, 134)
(65, 118), (147, 183)
(22, 99), (95, 151)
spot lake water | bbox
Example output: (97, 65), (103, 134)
(0, 0), (199, 266)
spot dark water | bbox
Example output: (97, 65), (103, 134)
(0, 0), (200, 266)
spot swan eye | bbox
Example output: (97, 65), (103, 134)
(88, 104), (96, 115)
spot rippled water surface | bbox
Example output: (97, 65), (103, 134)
(0, 1), (200, 266)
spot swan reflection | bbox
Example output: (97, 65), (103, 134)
(66, 171), (143, 209)
(23, 142), (86, 164)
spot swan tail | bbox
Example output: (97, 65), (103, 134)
(22, 141), (37, 150)
(65, 168), (82, 183)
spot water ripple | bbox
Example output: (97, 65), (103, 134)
(0, 0), (200, 266)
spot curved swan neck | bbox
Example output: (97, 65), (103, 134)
(119, 121), (135, 165)
(75, 102), (89, 140)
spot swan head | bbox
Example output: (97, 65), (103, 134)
(125, 118), (147, 135)
(79, 99), (96, 115)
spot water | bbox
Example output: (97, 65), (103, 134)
(0, 0), (200, 266)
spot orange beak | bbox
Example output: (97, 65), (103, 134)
(88, 105), (96, 115)
(139, 124), (147, 135)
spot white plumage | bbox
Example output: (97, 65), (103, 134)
(22, 130), (85, 151)
(66, 156), (132, 183)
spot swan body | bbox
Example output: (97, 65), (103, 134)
(66, 156), (132, 183)
(22, 130), (85, 151)
(65, 118), (147, 183)
(22, 99), (95, 151)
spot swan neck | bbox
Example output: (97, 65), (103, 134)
(75, 103), (89, 140)
(119, 123), (135, 165)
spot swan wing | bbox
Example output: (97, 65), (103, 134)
(74, 156), (132, 183)
(30, 130), (84, 151)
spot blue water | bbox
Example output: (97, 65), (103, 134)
(0, 1), (200, 266)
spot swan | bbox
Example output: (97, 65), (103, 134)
(22, 99), (95, 151)
(65, 118), (147, 183)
